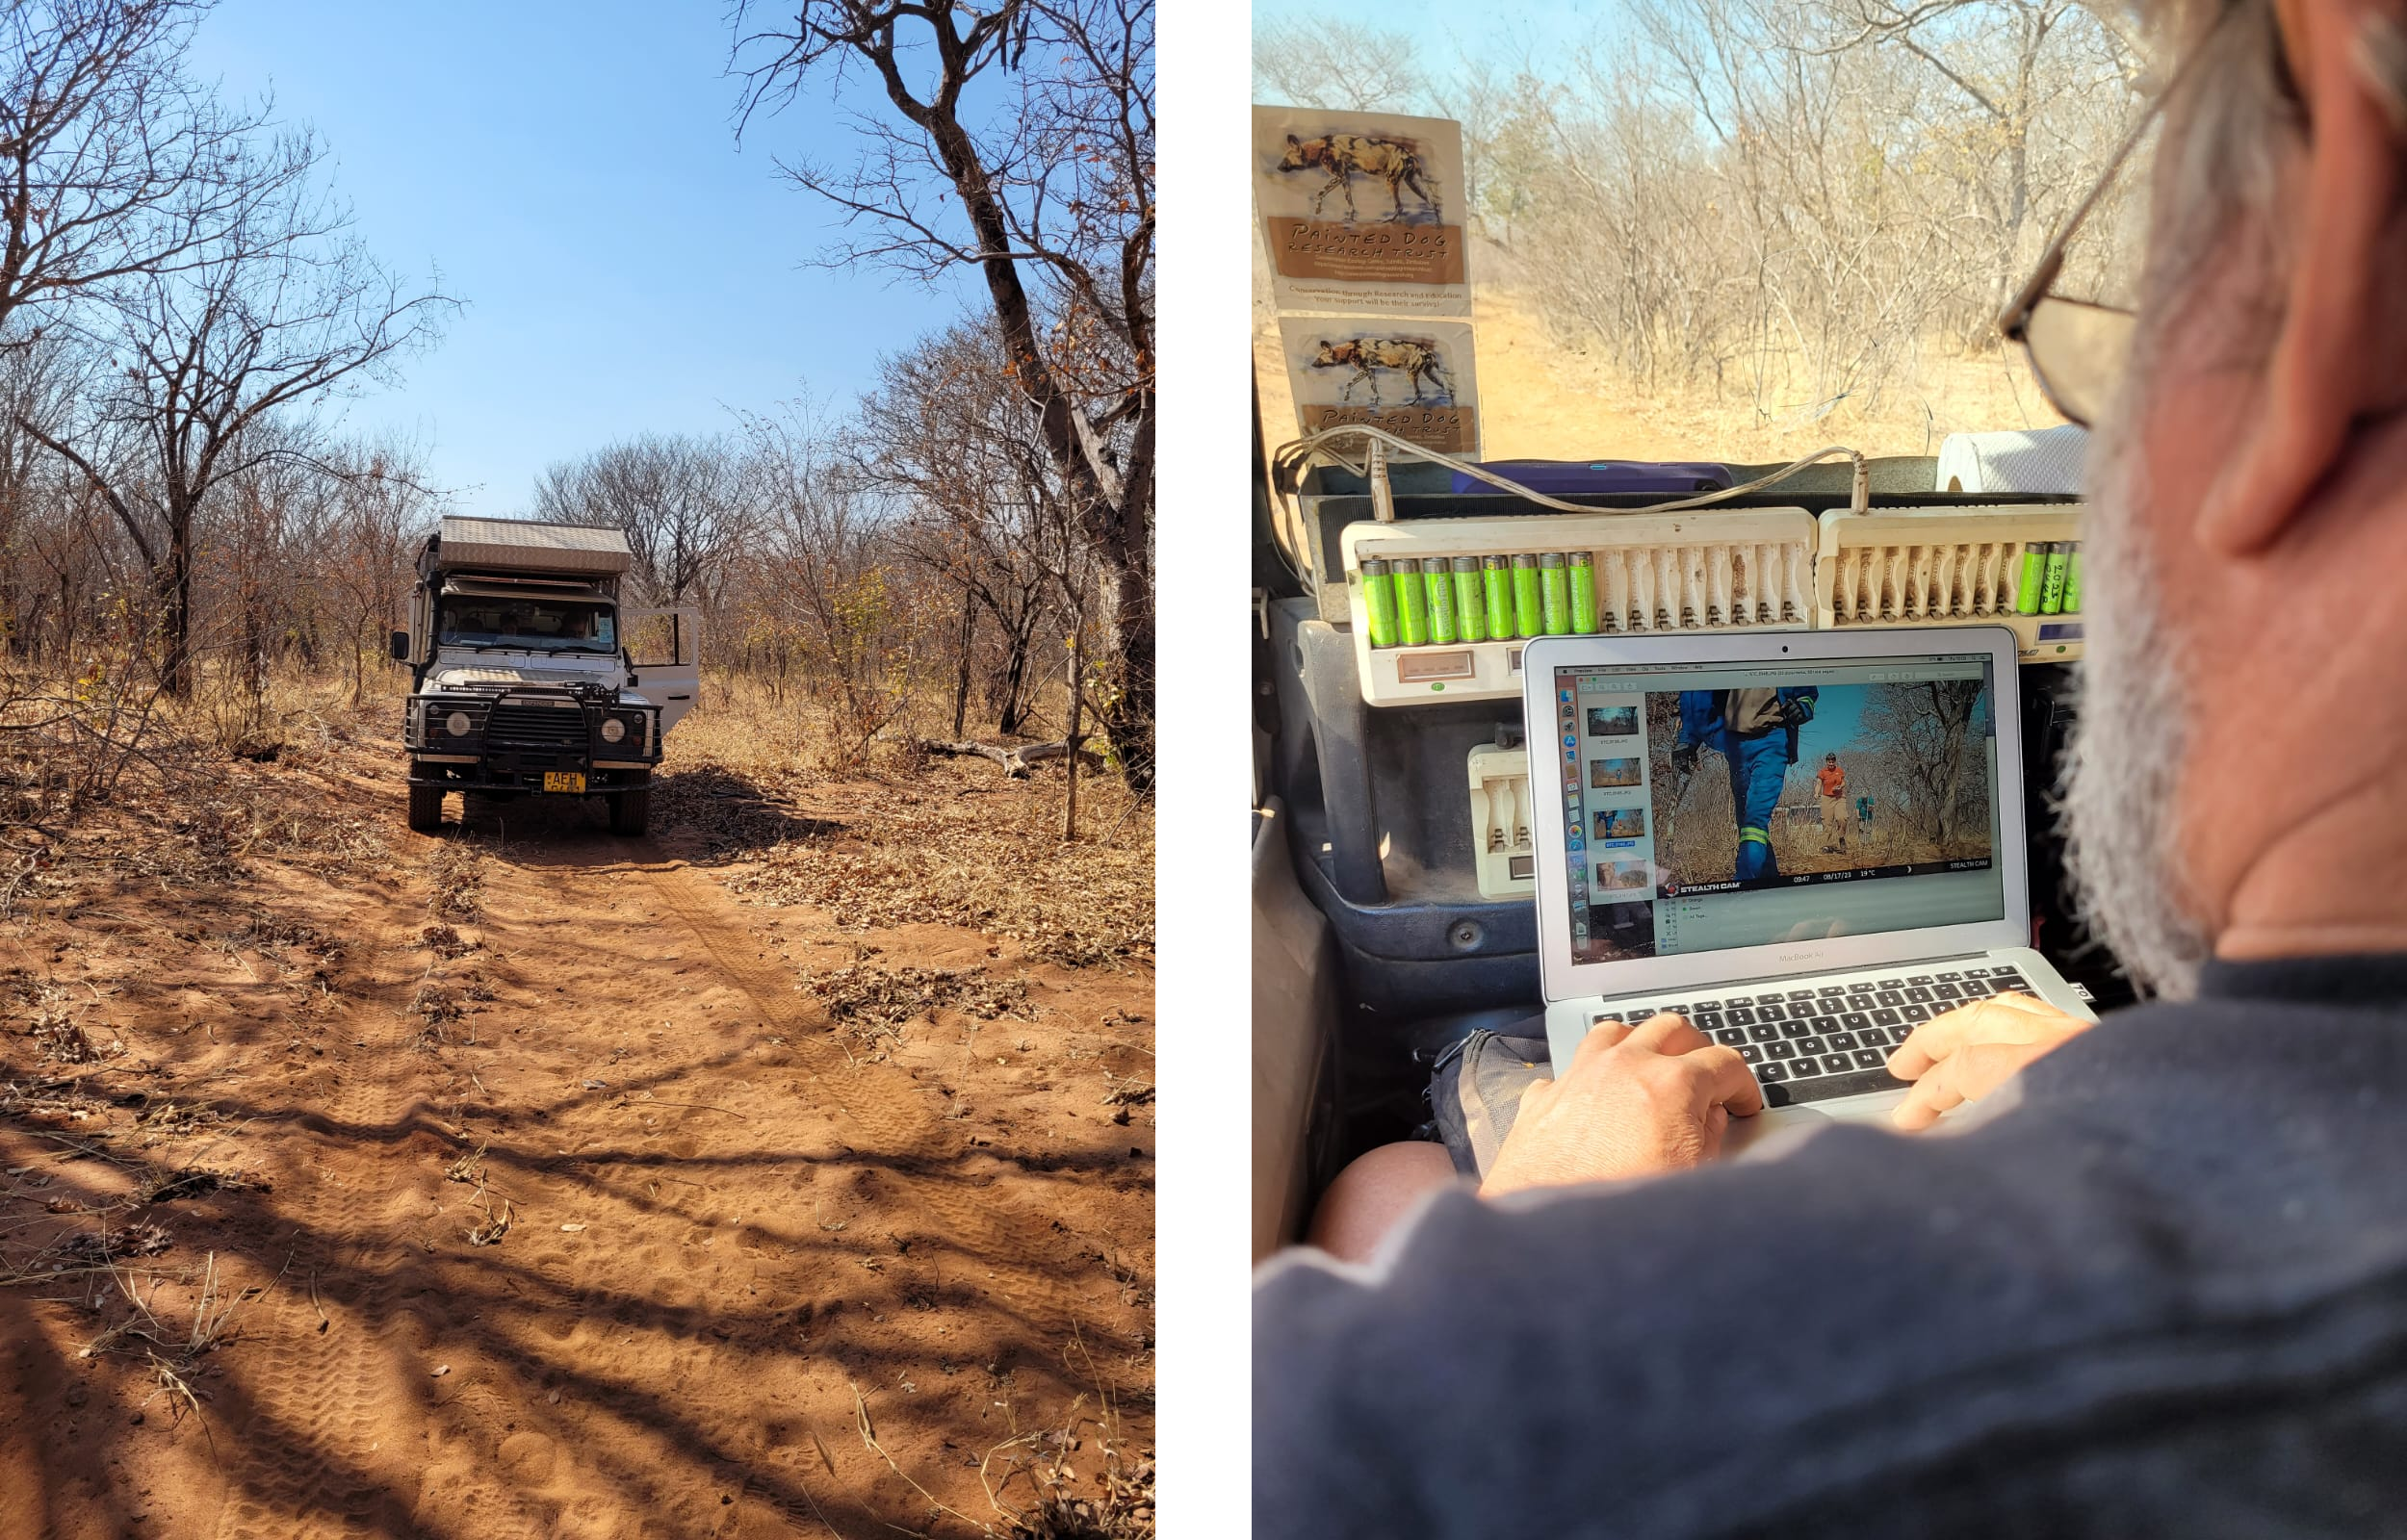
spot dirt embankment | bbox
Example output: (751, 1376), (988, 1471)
(0, 715), (1154, 1539)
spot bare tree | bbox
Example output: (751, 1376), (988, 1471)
(732, 0), (1155, 789)
(312, 442), (432, 707)
(531, 432), (753, 608)
(14, 139), (454, 693)
(1252, 17), (1428, 112)
(0, 335), (74, 652)
(0, 0), (293, 347)
(856, 322), (1073, 739)
(1461, 0), (2144, 421)
(1862, 680), (1988, 844)
(1808, 0), (2142, 321)
(736, 399), (933, 765)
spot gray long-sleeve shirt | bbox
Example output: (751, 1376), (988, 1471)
(1255, 957), (2407, 1537)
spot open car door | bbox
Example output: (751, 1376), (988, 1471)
(624, 607), (702, 731)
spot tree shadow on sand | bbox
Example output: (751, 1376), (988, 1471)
(0, 1066), (1152, 1538)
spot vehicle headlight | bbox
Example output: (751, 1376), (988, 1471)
(446, 711), (471, 737)
(601, 717), (626, 744)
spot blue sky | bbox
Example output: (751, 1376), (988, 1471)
(1799, 686), (1871, 760)
(185, 1), (980, 516)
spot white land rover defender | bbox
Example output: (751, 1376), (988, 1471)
(390, 516), (701, 836)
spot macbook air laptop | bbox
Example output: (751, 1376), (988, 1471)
(1519, 626), (2094, 1134)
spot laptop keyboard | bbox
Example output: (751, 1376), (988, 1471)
(1587, 963), (2035, 1108)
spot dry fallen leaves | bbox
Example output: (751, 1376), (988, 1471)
(668, 756), (1153, 970)
(60, 1222), (172, 1263)
(806, 964), (1033, 1040)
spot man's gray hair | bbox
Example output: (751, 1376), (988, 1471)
(2066, 2), (2407, 995)
(2140, 1), (2294, 298)
(2140, 0), (2407, 271)
(2054, 0), (2294, 998)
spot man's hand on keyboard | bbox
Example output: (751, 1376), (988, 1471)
(1886, 992), (2093, 1131)
(1481, 1014), (1764, 1197)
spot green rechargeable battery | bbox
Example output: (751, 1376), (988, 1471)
(2062, 545), (2082, 612)
(1395, 558), (1432, 646)
(1568, 552), (1598, 634)
(2039, 543), (2070, 615)
(2014, 545), (2047, 616)
(1360, 557), (1399, 648)
(1482, 556), (1514, 639)
(1539, 552), (1571, 634)
(1511, 554), (1543, 638)
(1422, 557), (1460, 644)
(1451, 557), (1488, 642)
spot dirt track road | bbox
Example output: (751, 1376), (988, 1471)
(0, 771), (1154, 1539)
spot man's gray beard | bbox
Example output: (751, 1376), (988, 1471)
(2059, 379), (2213, 999)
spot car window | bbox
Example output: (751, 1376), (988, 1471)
(439, 598), (617, 652)
(1249, 8), (2152, 463)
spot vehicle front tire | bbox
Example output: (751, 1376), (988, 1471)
(407, 783), (446, 834)
(608, 786), (651, 836)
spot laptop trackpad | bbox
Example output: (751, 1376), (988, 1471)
(1723, 1104), (1834, 1162)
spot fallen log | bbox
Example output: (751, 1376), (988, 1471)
(919, 738), (1109, 778)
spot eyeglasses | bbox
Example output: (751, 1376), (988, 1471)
(1995, 15), (2226, 428)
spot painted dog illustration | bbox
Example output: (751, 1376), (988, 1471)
(1311, 337), (1454, 406)
(1276, 133), (1444, 225)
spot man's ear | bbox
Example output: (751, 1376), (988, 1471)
(2198, 0), (2404, 554)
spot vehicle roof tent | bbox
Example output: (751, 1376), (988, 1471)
(420, 517), (634, 580)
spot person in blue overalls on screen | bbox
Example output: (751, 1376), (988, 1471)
(1671, 687), (1818, 882)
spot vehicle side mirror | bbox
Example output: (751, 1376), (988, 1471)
(389, 629), (410, 661)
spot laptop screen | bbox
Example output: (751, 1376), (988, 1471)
(1549, 652), (2005, 964)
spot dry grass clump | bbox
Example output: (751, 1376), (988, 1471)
(1010, 1452), (1156, 1540)
(231, 786), (390, 875)
(62, 1249), (272, 1440)
(0, 1081), (111, 1123)
(417, 923), (475, 959)
(411, 846), (494, 1050)
(984, 1337), (1153, 1540)
(132, 1100), (234, 1142)
(2, 974), (119, 1070)
(425, 837), (485, 921)
(411, 964), (491, 1049)
(412, 981), (463, 1028)
(32, 1014), (113, 1065)
(15, 988), (118, 1067)
(413, 844), (496, 1047)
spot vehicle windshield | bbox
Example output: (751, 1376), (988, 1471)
(438, 595), (617, 654)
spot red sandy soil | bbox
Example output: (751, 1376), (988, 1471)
(0, 725), (1153, 1538)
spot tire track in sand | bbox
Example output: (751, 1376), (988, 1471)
(210, 868), (534, 1540)
(622, 841), (1096, 1343)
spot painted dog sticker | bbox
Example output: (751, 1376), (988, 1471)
(1310, 337), (1455, 406)
(1276, 133), (1444, 226)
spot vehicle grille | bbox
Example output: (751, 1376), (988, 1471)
(486, 701), (588, 747)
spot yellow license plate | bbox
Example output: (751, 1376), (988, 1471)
(542, 772), (586, 794)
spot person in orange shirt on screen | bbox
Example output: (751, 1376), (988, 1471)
(1816, 752), (1848, 854)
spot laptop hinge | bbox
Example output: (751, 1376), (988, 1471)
(1589, 950), (1995, 1004)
